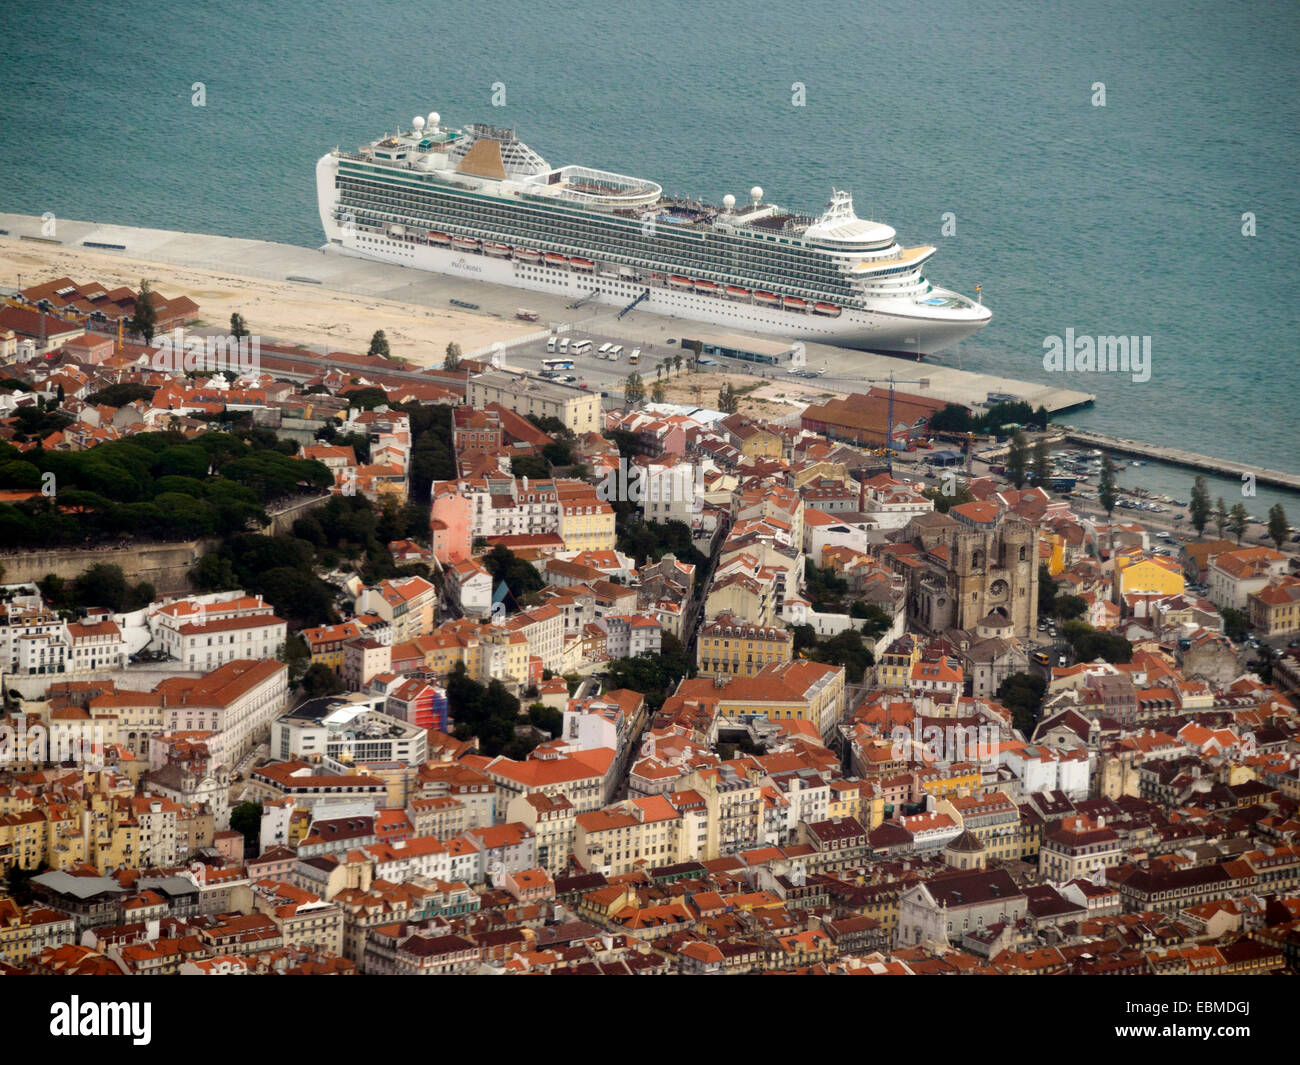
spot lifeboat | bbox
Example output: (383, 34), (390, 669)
(725, 285), (751, 299)
(754, 291), (780, 305)
(451, 236), (480, 251)
(783, 296), (807, 310)
(571, 257), (595, 271)
(483, 242), (511, 257)
(427, 231), (451, 245)
(513, 247), (540, 261)
(694, 280), (720, 293)
(544, 252), (570, 267)
(813, 302), (841, 317)
(668, 275), (693, 289)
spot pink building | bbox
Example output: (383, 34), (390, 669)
(430, 484), (472, 564)
(212, 829), (245, 863)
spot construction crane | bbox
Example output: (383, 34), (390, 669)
(857, 370), (929, 475)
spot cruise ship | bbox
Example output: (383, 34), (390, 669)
(316, 112), (992, 354)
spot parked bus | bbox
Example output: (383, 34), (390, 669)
(570, 340), (593, 354)
(546, 336), (557, 352)
(557, 337), (570, 353)
(542, 357), (575, 372)
(628, 348), (640, 365)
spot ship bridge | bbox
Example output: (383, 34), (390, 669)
(804, 190), (896, 251)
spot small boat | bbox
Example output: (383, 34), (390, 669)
(668, 275), (693, 289)
(451, 236), (480, 251)
(813, 302), (842, 317)
(694, 280), (719, 292)
(571, 257), (595, 271)
(726, 285), (751, 299)
(514, 247), (540, 261)
(427, 230), (451, 245)
(544, 252), (570, 266)
(783, 296), (807, 310)
(754, 290), (780, 305)
(483, 241), (511, 257)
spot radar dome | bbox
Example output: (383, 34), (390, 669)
(427, 111), (441, 130)
(750, 186), (763, 204)
(412, 116), (425, 131)
(723, 193), (736, 210)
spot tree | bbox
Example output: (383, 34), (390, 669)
(923, 478), (973, 514)
(1005, 430), (1028, 489)
(280, 633), (311, 684)
(1098, 455), (1117, 518)
(1050, 594), (1088, 621)
(368, 330), (390, 358)
(1221, 607), (1250, 644)
(651, 381), (666, 404)
(229, 802), (262, 852)
(718, 383), (739, 415)
(1213, 497), (1228, 539)
(624, 373), (645, 407)
(300, 663), (344, 699)
(673, 353), (682, 374)
(1032, 438), (1051, 487)
(129, 280), (158, 346)
(1189, 475), (1211, 537)
(929, 404), (972, 434)
(230, 312), (249, 340)
(1268, 503), (1289, 550)
(444, 342), (462, 371)
(1228, 502), (1249, 544)
(483, 544), (543, 603)
(997, 672), (1047, 736)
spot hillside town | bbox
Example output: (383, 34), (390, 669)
(0, 276), (1298, 978)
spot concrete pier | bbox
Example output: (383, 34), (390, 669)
(1060, 426), (1300, 491)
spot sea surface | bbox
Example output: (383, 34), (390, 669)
(2, 0), (1297, 491)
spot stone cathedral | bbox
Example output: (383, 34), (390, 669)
(896, 503), (1039, 639)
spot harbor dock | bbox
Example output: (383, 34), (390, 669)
(1060, 426), (1300, 492)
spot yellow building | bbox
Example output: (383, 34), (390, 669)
(827, 779), (885, 831)
(0, 810), (45, 870)
(1249, 577), (1300, 636)
(415, 621), (530, 686)
(915, 766), (983, 803)
(704, 572), (776, 627)
(876, 635), (921, 689)
(935, 791), (1021, 864)
(696, 614), (792, 679)
(467, 369), (602, 434)
(674, 660), (845, 739)
(301, 620), (365, 671)
(1040, 530), (1066, 577)
(1114, 553), (1185, 599)
(722, 415), (784, 462)
(557, 484), (616, 553)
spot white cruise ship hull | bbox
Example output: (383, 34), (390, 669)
(317, 153), (990, 355)
(323, 232), (988, 354)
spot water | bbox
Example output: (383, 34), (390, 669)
(2, 0), (1297, 479)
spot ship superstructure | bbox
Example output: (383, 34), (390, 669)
(317, 112), (991, 353)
